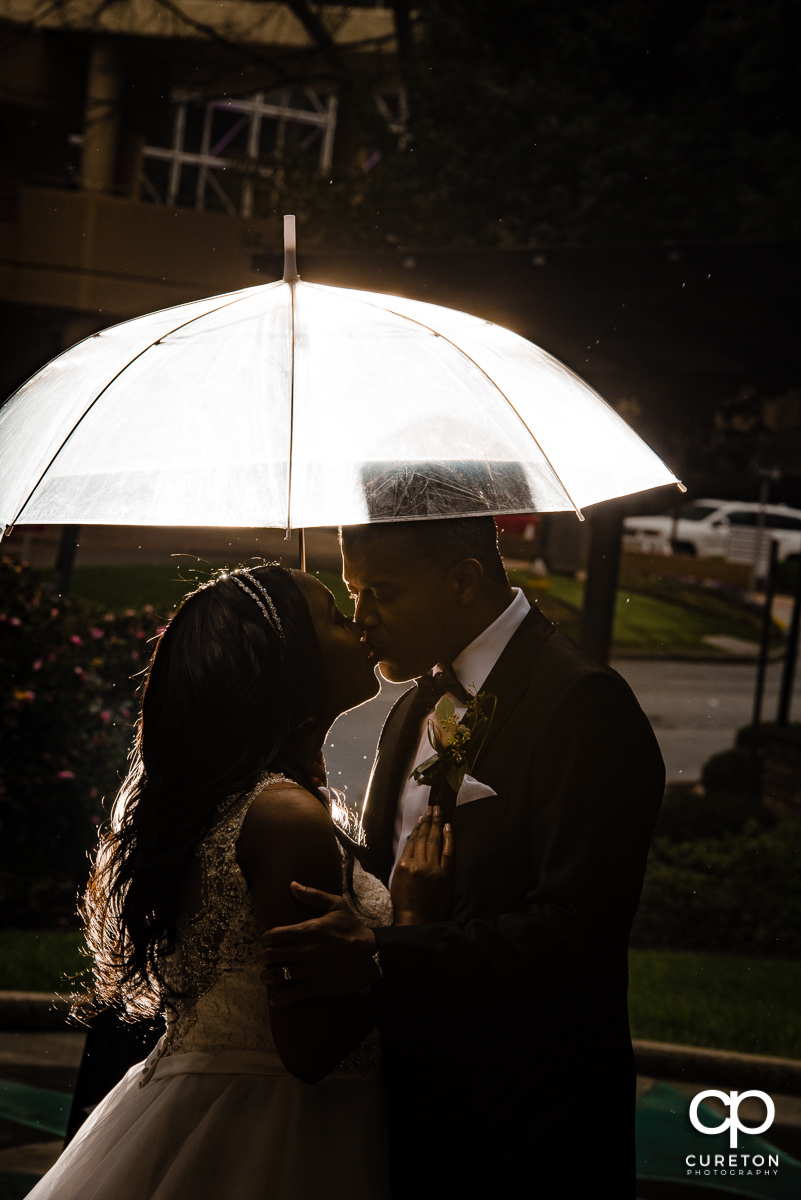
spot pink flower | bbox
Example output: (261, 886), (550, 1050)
(100, 710), (111, 723)
(56, 769), (76, 780)
(74, 666), (86, 680)
(10, 616), (21, 627)
(69, 634), (82, 646)
(90, 627), (104, 640)
(32, 659), (42, 671)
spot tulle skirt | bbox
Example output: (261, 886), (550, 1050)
(27, 1048), (390, 1199)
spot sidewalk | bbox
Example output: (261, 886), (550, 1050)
(2, 994), (800, 1199)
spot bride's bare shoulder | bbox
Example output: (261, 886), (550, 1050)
(236, 778), (338, 879)
(245, 778), (331, 828)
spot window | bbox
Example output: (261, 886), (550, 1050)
(140, 90), (338, 218)
(727, 510), (759, 526)
(678, 504), (719, 522)
(766, 514), (801, 531)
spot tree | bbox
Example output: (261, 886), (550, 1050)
(272, 0), (800, 249)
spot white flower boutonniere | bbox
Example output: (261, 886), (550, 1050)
(411, 689), (497, 803)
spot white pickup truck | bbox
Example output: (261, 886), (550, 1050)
(623, 499), (801, 562)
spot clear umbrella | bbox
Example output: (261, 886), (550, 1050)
(0, 218), (680, 539)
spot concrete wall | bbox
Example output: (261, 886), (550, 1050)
(0, 184), (279, 320)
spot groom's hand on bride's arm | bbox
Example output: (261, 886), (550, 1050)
(261, 807), (455, 1005)
(260, 885), (379, 1006)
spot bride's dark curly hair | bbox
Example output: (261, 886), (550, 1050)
(81, 564), (325, 1019)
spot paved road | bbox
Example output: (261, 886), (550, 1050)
(613, 653), (800, 783)
(325, 649), (801, 798)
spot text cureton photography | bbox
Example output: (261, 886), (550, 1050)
(684, 1089), (784, 1184)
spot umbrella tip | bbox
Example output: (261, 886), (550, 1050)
(283, 214), (299, 283)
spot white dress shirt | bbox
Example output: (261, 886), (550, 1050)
(390, 587), (531, 879)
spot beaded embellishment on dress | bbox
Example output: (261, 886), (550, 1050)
(140, 771), (393, 1085)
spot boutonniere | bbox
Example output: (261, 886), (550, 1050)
(411, 688), (497, 802)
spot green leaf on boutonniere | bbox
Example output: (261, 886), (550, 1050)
(411, 687), (497, 797)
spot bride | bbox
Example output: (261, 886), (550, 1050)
(29, 564), (453, 1199)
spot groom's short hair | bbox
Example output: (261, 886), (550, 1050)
(339, 516), (508, 587)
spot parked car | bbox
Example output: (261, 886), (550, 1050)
(623, 499), (801, 561)
(495, 513), (540, 540)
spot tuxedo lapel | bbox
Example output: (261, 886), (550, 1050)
(469, 606), (555, 774)
(363, 606), (556, 877)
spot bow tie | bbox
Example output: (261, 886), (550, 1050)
(412, 663), (471, 711)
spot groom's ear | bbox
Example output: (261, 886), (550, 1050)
(447, 557), (484, 606)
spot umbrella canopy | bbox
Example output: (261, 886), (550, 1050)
(0, 273), (679, 537)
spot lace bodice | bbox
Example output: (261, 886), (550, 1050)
(140, 773), (393, 1081)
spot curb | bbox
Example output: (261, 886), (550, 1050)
(633, 1038), (801, 1097)
(2, 993), (800, 1097)
(0, 991), (75, 1031)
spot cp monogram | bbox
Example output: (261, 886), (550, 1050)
(689, 1090), (775, 1149)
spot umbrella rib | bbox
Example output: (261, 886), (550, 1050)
(305, 283), (585, 519)
(8, 292), (256, 530)
(285, 281), (296, 536)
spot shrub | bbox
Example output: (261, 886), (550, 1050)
(631, 820), (801, 956)
(0, 558), (167, 923)
(652, 782), (764, 842)
(774, 555), (799, 595)
(701, 747), (761, 798)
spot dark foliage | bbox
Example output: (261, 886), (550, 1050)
(632, 818), (801, 956)
(261, 0), (801, 250)
(0, 558), (167, 924)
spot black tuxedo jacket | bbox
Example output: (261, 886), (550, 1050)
(362, 606), (664, 1198)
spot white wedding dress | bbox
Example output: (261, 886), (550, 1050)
(28, 775), (393, 1199)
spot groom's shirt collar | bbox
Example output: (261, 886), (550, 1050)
(450, 585), (531, 693)
(389, 586), (530, 874)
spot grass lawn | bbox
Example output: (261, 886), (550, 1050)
(45, 565), (352, 620)
(514, 571), (778, 657)
(0, 930), (90, 994)
(52, 564), (778, 660)
(2, 932), (798, 1062)
(629, 949), (801, 1060)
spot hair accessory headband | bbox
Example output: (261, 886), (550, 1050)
(228, 570), (286, 642)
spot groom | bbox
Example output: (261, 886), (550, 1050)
(263, 516), (664, 1197)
